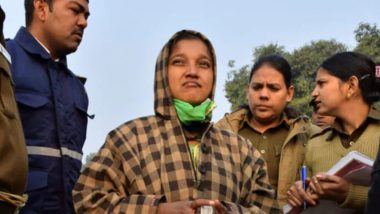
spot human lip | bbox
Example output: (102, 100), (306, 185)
(314, 100), (321, 109)
(183, 81), (200, 87)
(72, 30), (83, 40)
(255, 104), (271, 110)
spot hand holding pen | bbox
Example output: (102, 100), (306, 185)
(286, 166), (318, 208)
(301, 165), (307, 209)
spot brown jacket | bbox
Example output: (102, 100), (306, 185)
(215, 106), (320, 206)
(0, 6), (28, 213)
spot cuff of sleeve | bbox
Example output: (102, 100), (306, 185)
(148, 195), (166, 214)
(340, 184), (367, 209)
(221, 201), (240, 214)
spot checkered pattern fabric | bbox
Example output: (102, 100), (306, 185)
(73, 30), (280, 214)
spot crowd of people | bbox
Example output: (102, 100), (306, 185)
(1, 0), (380, 214)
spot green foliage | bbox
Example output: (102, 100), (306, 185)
(354, 22), (380, 62)
(223, 26), (373, 115)
(252, 43), (289, 61)
(288, 40), (347, 112)
(374, 101), (380, 110)
(225, 64), (250, 110)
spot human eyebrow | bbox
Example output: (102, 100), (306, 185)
(267, 83), (281, 90)
(250, 82), (263, 88)
(70, 1), (90, 18)
(316, 79), (327, 86)
(169, 54), (185, 61)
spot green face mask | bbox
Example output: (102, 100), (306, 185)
(173, 98), (216, 125)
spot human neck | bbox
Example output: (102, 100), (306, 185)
(28, 26), (59, 60)
(249, 115), (282, 134)
(337, 100), (370, 135)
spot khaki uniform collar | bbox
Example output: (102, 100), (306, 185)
(326, 106), (380, 141)
(242, 111), (291, 133)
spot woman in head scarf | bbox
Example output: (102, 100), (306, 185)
(73, 30), (280, 213)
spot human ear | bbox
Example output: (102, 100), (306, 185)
(286, 85), (295, 102)
(34, 0), (50, 22)
(346, 76), (359, 98)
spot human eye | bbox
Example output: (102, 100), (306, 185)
(70, 6), (81, 15)
(170, 57), (185, 66)
(199, 59), (211, 68)
(317, 80), (325, 87)
(69, 4), (89, 19)
(268, 84), (281, 92)
(251, 83), (262, 91)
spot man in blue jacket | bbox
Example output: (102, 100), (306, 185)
(6, 0), (91, 213)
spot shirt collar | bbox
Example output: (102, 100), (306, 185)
(14, 27), (66, 65)
(242, 111), (290, 133)
(326, 106), (380, 141)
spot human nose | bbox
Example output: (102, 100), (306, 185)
(78, 14), (88, 29)
(259, 87), (269, 99)
(186, 62), (199, 77)
(311, 86), (318, 98)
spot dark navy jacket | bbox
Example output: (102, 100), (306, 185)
(6, 27), (91, 214)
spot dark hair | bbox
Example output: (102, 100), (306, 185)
(249, 54), (292, 87)
(320, 51), (380, 105)
(24, 0), (89, 27)
(168, 30), (214, 66)
(24, 0), (52, 26)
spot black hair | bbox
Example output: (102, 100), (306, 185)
(24, 0), (89, 27)
(320, 51), (380, 105)
(249, 54), (292, 87)
(24, 0), (52, 27)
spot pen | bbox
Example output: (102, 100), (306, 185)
(301, 165), (307, 209)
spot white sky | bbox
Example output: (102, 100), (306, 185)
(2, 0), (380, 160)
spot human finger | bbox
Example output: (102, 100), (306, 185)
(310, 175), (324, 195)
(212, 200), (228, 214)
(295, 180), (317, 206)
(190, 199), (214, 209)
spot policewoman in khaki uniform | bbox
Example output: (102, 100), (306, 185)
(0, 5), (28, 214)
(216, 55), (320, 206)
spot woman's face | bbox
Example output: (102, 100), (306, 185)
(167, 39), (214, 105)
(247, 64), (294, 124)
(311, 68), (348, 116)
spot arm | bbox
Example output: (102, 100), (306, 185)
(309, 173), (367, 210)
(72, 129), (164, 214)
(226, 145), (281, 214)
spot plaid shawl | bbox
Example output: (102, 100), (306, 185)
(73, 30), (280, 213)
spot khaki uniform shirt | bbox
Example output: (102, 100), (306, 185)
(0, 32), (28, 213)
(239, 113), (289, 191)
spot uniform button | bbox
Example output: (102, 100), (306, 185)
(349, 141), (354, 146)
(260, 150), (266, 154)
(263, 135), (267, 140)
(193, 180), (201, 188)
(201, 143), (209, 154)
(198, 164), (207, 174)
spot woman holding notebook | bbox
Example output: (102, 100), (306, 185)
(286, 52), (380, 213)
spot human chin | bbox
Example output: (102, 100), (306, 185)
(254, 110), (274, 121)
(182, 94), (207, 105)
